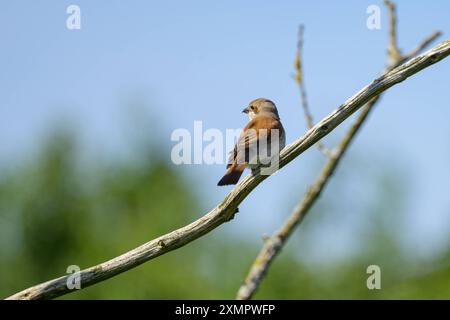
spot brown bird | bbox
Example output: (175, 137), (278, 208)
(218, 98), (285, 186)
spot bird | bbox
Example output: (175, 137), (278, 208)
(217, 98), (285, 186)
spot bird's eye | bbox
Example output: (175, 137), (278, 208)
(250, 106), (255, 110)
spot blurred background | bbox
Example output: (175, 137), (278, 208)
(1, 0), (449, 299)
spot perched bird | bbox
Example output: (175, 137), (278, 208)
(217, 98), (285, 186)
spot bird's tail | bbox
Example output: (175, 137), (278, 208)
(217, 164), (245, 186)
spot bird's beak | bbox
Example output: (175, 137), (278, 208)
(242, 107), (249, 114)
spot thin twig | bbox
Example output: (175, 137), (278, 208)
(385, 0), (402, 63)
(236, 1), (443, 300)
(6, 38), (450, 300)
(295, 25), (331, 157)
(405, 31), (442, 61)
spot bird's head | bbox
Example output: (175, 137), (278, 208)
(242, 98), (279, 120)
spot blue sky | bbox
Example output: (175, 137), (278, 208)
(1, 1), (449, 263)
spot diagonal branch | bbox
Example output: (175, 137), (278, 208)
(6, 38), (450, 300)
(236, 2), (443, 299)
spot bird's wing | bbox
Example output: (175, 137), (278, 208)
(226, 121), (259, 168)
(227, 116), (285, 167)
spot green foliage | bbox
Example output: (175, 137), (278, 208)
(0, 127), (449, 299)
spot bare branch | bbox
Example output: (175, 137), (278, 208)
(236, 3), (443, 299)
(294, 25), (330, 156)
(6, 38), (450, 300)
(385, 0), (402, 63)
(295, 25), (311, 126)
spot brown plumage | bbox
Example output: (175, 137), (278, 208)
(218, 98), (285, 186)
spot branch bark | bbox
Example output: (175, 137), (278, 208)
(6, 38), (450, 300)
(236, 2), (443, 299)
